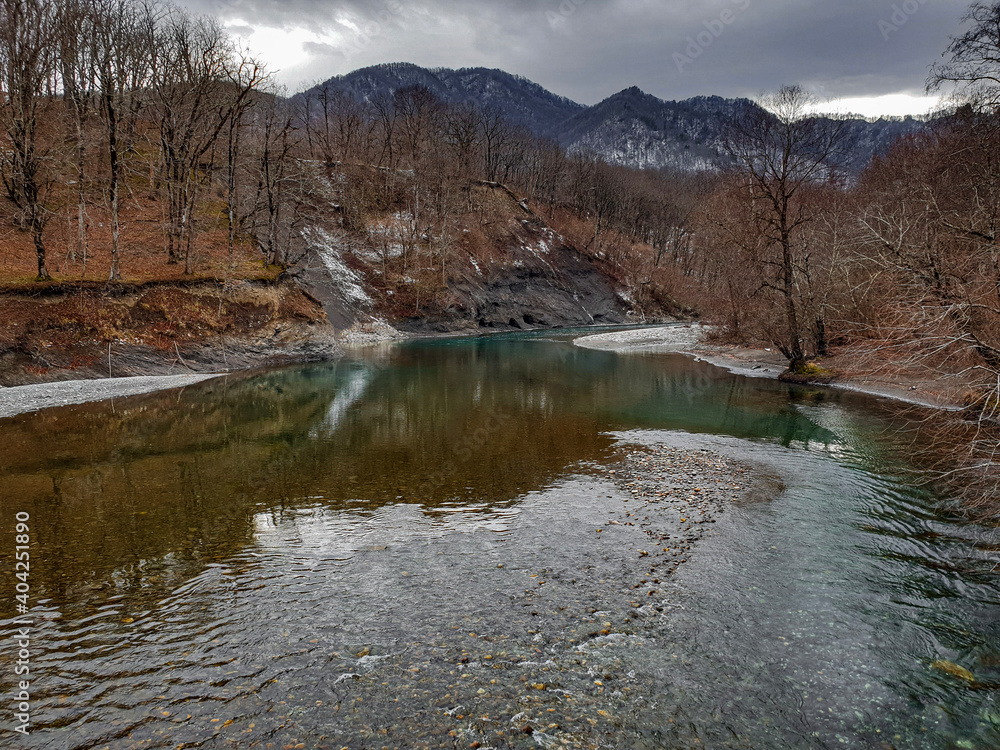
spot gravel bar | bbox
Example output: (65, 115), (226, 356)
(0, 373), (222, 419)
(573, 324), (705, 352)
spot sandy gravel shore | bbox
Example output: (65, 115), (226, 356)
(0, 373), (222, 419)
(575, 324), (787, 380)
(572, 324), (707, 352)
(575, 324), (957, 410)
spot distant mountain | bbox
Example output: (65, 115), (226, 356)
(551, 88), (757, 171)
(305, 62), (583, 134)
(835, 116), (928, 174)
(305, 63), (928, 174)
(550, 87), (928, 173)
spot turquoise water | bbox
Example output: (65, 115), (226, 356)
(0, 329), (997, 748)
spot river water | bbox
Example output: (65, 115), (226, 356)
(0, 329), (998, 749)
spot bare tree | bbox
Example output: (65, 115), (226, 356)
(444, 102), (482, 209)
(394, 84), (443, 169)
(0, 0), (58, 279)
(371, 90), (397, 170)
(723, 86), (846, 368)
(248, 92), (298, 266)
(56, 0), (94, 268)
(145, 4), (234, 272)
(223, 51), (268, 258)
(89, 0), (153, 280)
(929, 1), (1000, 108)
(479, 105), (513, 183)
(304, 86), (370, 165)
(521, 138), (565, 207)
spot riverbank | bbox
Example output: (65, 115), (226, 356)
(0, 373), (232, 419)
(0, 373), (223, 419)
(0, 325), (342, 418)
(574, 324), (963, 410)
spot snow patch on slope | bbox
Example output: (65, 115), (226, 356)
(303, 226), (372, 306)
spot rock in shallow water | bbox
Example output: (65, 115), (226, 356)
(932, 659), (976, 683)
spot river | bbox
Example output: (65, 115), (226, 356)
(0, 328), (997, 749)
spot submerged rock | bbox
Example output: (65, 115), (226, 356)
(932, 659), (976, 683)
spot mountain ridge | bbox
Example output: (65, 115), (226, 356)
(304, 62), (584, 134)
(302, 63), (928, 173)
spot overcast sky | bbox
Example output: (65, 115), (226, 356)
(180, 0), (972, 116)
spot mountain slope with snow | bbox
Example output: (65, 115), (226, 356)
(305, 63), (583, 134)
(305, 63), (929, 174)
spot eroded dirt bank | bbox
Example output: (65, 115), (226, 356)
(0, 279), (340, 388)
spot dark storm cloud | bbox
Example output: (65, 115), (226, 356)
(179, 0), (972, 105)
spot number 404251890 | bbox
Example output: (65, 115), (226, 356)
(14, 511), (30, 607)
